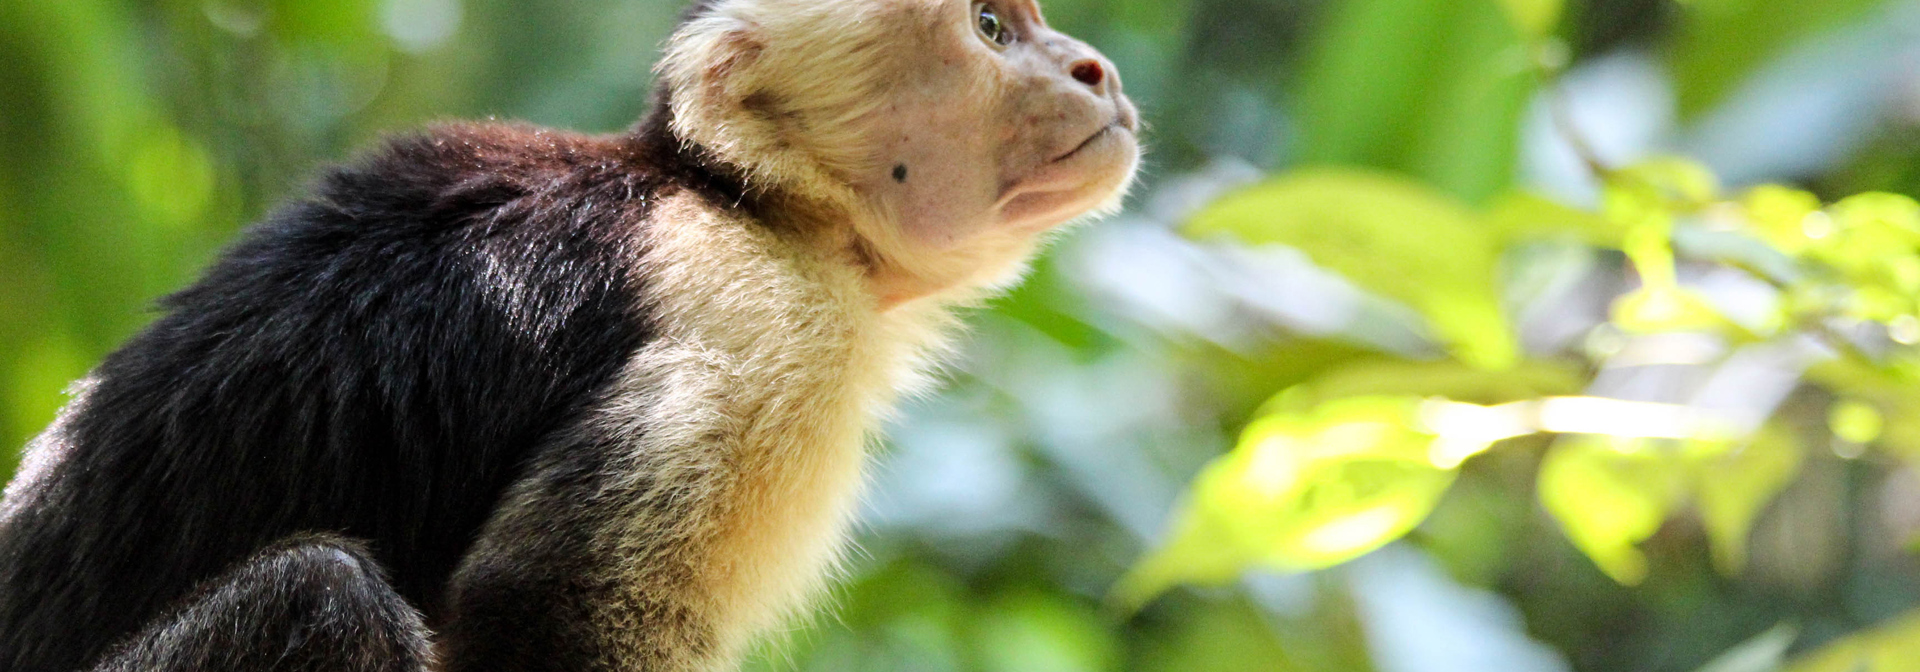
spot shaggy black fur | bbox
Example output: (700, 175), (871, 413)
(0, 111), (751, 671)
(91, 535), (433, 672)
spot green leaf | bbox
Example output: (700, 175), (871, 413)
(1690, 427), (1802, 575)
(1810, 193), (1920, 323)
(1604, 158), (1719, 293)
(1538, 436), (1685, 585)
(976, 590), (1119, 672)
(1114, 397), (1459, 609)
(1607, 157), (1724, 215)
(1610, 286), (1739, 335)
(1486, 190), (1624, 248)
(1497, 0), (1563, 40)
(1829, 400), (1884, 445)
(1263, 358), (1584, 414)
(1296, 0), (1536, 203)
(1739, 185), (1824, 255)
(1185, 168), (1518, 369)
(1782, 609), (1920, 672)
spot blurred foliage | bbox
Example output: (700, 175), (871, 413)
(8, 0), (1920, 671)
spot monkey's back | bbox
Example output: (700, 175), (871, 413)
(0, 123), (720, 672)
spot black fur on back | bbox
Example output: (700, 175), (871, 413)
(0, 118), (747, 671)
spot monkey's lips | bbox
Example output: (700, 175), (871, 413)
(997, 124), (1138, 226)
(1050, 123), (1126, 164)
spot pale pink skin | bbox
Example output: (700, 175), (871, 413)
(859, 0), (1139, 287)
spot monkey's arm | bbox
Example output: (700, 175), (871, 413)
(438, 425), (732, 672)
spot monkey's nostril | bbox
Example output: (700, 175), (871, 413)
(1069, 60), (1104, 88)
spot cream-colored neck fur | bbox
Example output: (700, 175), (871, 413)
(602, 191), (964, 665)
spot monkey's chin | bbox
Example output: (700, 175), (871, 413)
(998, 127), (1138, 229)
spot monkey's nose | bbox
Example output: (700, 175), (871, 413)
(1069, 59), (1105, 92)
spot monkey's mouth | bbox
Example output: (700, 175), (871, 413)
(1051, 123), (1125, 164)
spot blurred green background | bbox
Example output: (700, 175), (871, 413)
(8, 0), (1920, 670)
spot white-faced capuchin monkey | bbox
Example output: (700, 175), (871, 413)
(0, 0), (1137, 670)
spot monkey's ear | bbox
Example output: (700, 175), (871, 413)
(655, 2), (889, 200)
(673, 22), (766, 108)
(658, 16), (778, 169)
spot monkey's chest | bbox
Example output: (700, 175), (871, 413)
(620, 330), (897, 637)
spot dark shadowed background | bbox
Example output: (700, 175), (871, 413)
(6, 0), (1920, 670)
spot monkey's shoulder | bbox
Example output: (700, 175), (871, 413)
(298, 122), (662, 236)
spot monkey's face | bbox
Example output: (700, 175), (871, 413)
(660, 0), (1139, 302)
(871, 0), (1140, 246)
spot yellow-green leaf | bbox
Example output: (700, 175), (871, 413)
(1114, 397), (1459, 609)
(1608, 157), (1722, 213)
(1539, 436), (1685, 584)
(1487, 190), (1624, 248)
(1263, 358), (1584, 414)
(1185, 168), (1517, 368)
(1498, 0), (1563, 40)
(1610, 286), (1735, 335)
(1830, 400), (1884, 445)
(1739, 185), (1824, 255)
(1782, 609), (1920, 672)
(1830, 192), (1920, 237)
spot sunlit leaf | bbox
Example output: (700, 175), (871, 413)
(1185, 168), (1518, 368)
(1739, 185), (1824, 255)
(1829, 400), (1884, 445)
(1263, 359), (1584, 414)
(1487, 190), (1624, 248)
(1610, 286), (1735, 335)
(1830, 192), (1920, 237)
(1497, 0), (1563, 40)
(1538, 436), (1684, 585)
(1781, 609), (1920, 672)
(1603, 160), (1719, 299)
(1115, 397), (1459, 609)
(1609, 157), (1723, 214)
(1794, 193), (1920, 323)
(1690, 427), (1801, 575)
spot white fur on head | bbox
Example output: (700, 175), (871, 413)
(658, 0), (905, 201)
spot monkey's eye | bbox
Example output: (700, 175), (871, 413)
(974, 3), (1012, 47)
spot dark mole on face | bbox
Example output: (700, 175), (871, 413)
(892, 164), (908, 183)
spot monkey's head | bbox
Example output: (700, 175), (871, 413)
(659, 0), (1140, 307)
